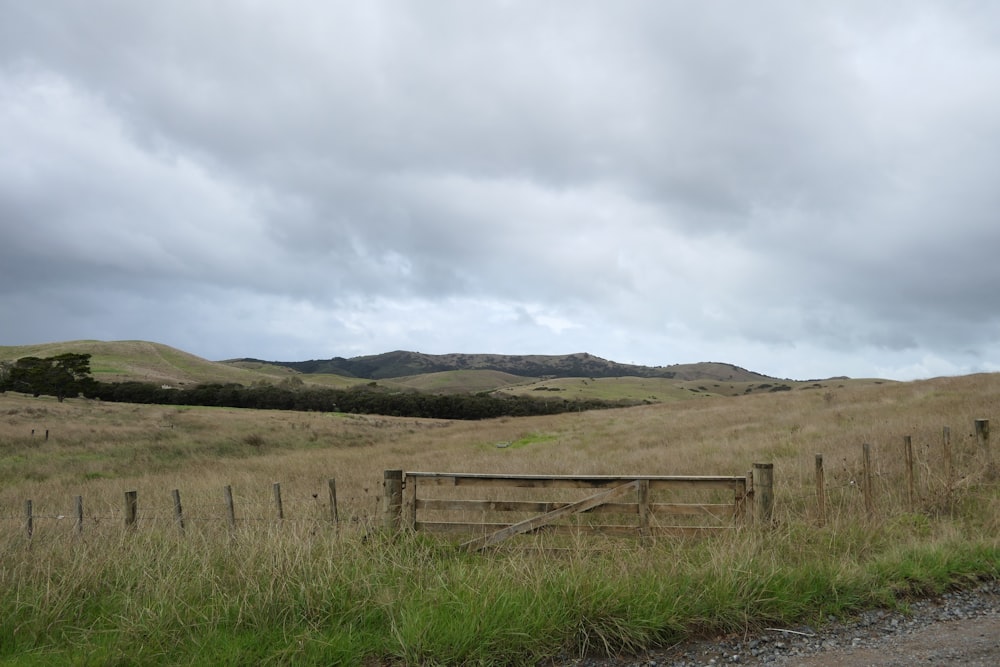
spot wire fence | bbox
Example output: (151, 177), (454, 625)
(3, 419), (994, 544)
(3, 478), (386, 542)
(777, 419), (994, 525)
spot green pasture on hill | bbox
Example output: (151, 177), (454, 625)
(500, 376), (704, 402)
(393, 369), (536, 394)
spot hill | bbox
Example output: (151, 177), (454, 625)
(4, 341), (884, 406)
(233, 351), (777, 382)
(389, 369), (535, 394)
(0, 340), (316, 388)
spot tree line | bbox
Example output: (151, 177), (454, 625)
(1, 354), (633, 419)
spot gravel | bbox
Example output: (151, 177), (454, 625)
(548, 579), (1000, 667)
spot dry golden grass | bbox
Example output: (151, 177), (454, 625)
(2, 376), (1000, 665)
(2, 372), (999, 537)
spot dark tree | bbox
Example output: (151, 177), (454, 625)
(0, 360), (11, 393)
(4, 353), (96, 401)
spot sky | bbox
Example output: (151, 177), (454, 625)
(3, 1), (1000, 381)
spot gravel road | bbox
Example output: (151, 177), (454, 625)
(550, 580), (1000, 666)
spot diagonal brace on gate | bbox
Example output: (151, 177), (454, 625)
(460, 480), (641, 552)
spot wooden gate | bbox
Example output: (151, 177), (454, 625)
(382, 471), (762, 551)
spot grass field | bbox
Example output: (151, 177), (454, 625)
(2, 372), (999, 664)
(391, 369), (536, 394)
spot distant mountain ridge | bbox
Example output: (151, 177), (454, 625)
(236, 351), (777, 382)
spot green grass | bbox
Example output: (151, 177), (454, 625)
(3, 371), (1000, 663)
(1, 515), (997, 666)
(393, 370), (535, 394)
(508, 432), (559, 448)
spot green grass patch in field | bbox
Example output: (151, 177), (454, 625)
(509, 432), (558, 448)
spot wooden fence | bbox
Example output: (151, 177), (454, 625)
(382, 465), (773, 551)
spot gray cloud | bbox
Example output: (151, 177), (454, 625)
(3, 1), (1000, 379)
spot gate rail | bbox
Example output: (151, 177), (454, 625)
(382, 468), (773, 550)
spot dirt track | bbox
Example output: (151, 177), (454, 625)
(554, 580), (1000, 666)
(775, 615), (1000, 666)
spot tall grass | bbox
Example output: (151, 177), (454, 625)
(2, 373), (1000, 663)
(2, 516), (997, 665)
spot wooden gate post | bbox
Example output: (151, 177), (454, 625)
(752, 463), (774, 525)
(637, 479), (651, 541)
(382, 470), (403, 535)
(404, 474), (418, 531)
(744, 469), (753, 523)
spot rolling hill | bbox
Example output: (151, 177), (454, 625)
(2, 340), (881, 403)
(232, 350), (777, 382)
(0, 340), (305, 388)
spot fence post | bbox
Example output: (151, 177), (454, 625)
(124, 491), (138, 529)
(903, 436), (916, 510)
(404, 474), (417, 530)
(24, 499), (33, 540)
(637, 478), (651, 540)
(273, 482), (284, 522)
(942, 426), (952, 489)
(223, 485), (236, 532)
(975, 419), (994, 480)
(172, 489), (185, 535)
(328, 478), (339, 525)
(752, 463), (774, 525)
(815, 454), (826, 526)
(75, 495), (84, 536)
(382, 470), (403, 535)
(862, 443), (875, 519)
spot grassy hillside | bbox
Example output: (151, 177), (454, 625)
(391, 369), (536, 394)
(0, 340), (365, 389)
(224, 359), (364, 389)
(495, 375), (892, 402)
(0, 340), (263, 386)
(497, 375), (699, 402)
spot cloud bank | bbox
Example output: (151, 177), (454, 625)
(3, 1), (1000, 380)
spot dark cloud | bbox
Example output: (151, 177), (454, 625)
(2, 2), (1000, 379)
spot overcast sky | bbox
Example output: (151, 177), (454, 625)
(3, 2), (1000, 381)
